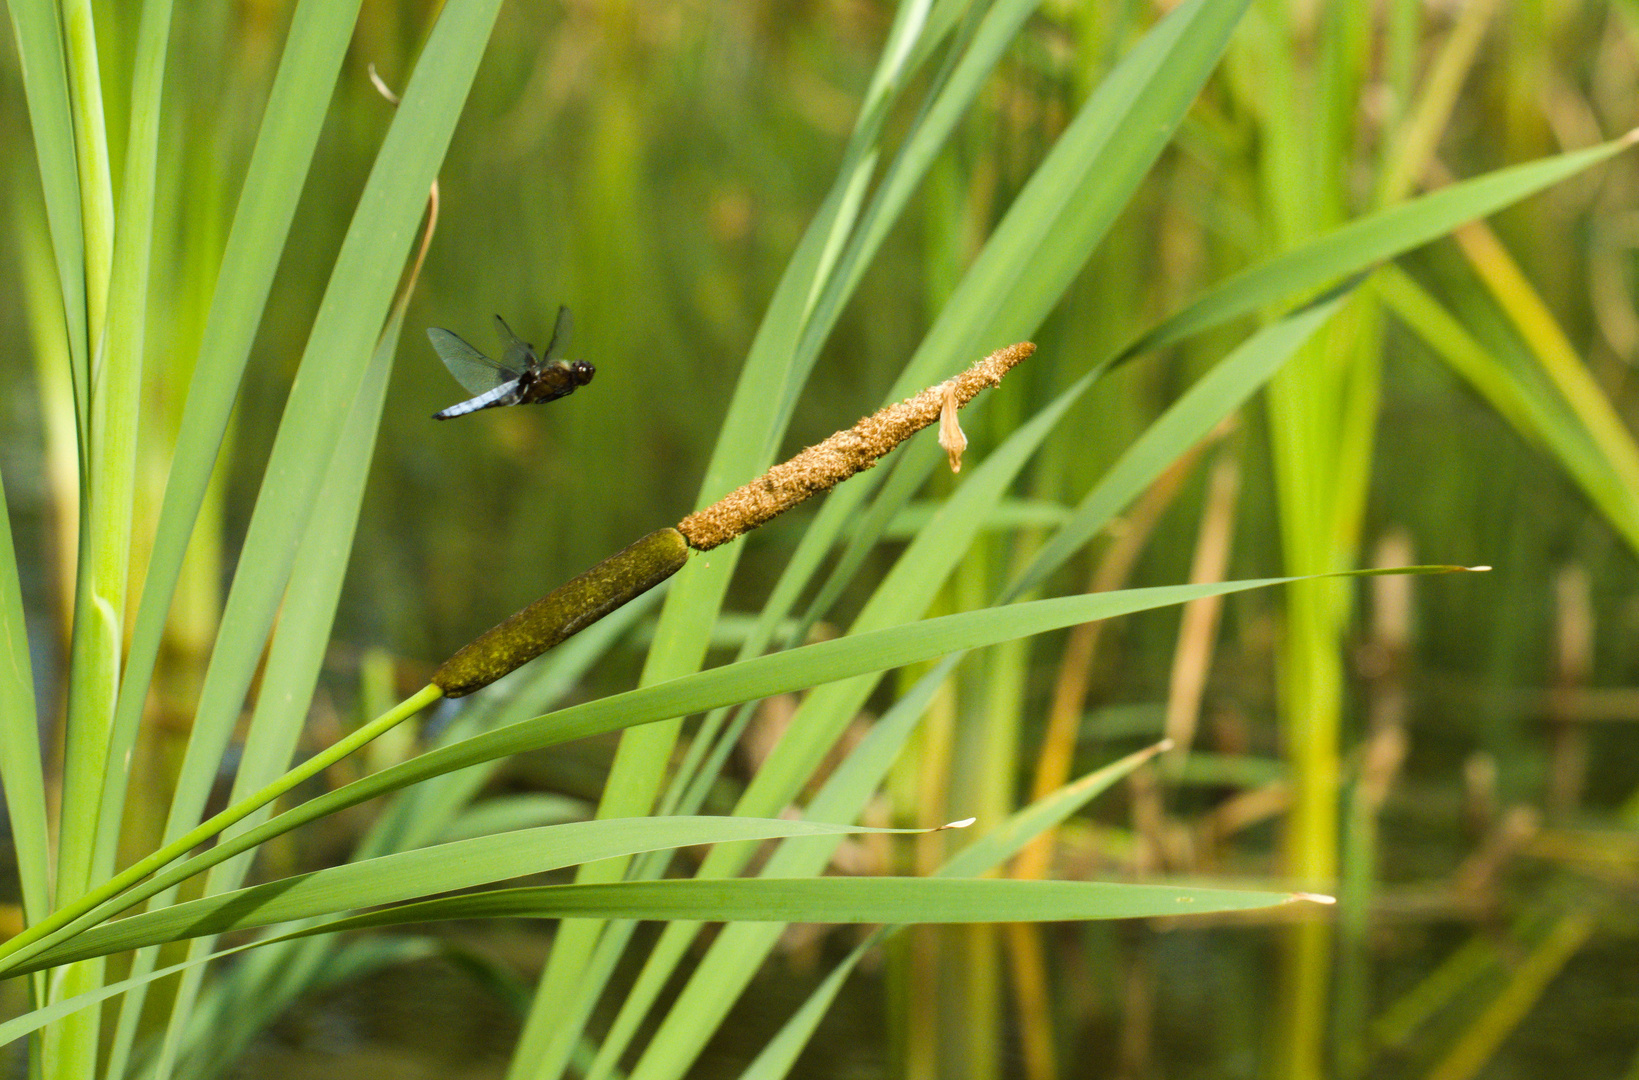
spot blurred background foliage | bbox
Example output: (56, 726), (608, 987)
(6, 0), (1639, 1077)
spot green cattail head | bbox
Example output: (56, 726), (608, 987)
(432, 528), (690, 697)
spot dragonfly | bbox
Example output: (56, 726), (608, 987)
(428, 305), (594, 420)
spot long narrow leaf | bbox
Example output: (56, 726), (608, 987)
(21, 818), (922, 971)
(736, 743), (1172, 1080)
(0, 574), (1323, 975)
(0, 467), (45, 924)
(279, 877), (1317, 937)
(33, 879), (1313, 970)
(4, 565), (1473, 983)
(704, 0), (1255, 873)
(98, 0), (367, 880)
(125, 287), (413, 1080)
(6, 0), (90, 434)
(1375, 266), (1639, 553)
(1119, 134), (1637, 361)
(48, 0), (174, 1069)
(524, 6), (1031, 1070)
(144, 0), (501, 895)
(602, 288), (1348, 1080)
(1014, 288), (1351, 596)
(75, 0), (174, 882)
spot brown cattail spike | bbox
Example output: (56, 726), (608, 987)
(677, 342), (1034, 551)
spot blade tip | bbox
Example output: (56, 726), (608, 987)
(1287, 892), (1337, 905)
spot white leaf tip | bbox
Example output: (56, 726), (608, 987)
(939, 817), (977, 830)
(367, 63), (401, 105)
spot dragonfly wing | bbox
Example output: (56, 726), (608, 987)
(428, 327), (516, 395)
(543, 305), (573, 361)
(493, 314), (535, 373)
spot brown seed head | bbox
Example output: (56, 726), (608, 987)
(676, 342), (1034, 551)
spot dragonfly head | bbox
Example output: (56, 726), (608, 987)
(569, 360), (596, 386)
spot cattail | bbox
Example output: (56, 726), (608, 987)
(430, 342), (1034, 697)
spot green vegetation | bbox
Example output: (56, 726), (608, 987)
(2, 1), (1637, 1078)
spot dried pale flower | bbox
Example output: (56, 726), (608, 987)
(937, 382), (966, 473)
(677, 341), (1035, 550)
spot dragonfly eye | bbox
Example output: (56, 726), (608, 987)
(571, 361), (596, 386)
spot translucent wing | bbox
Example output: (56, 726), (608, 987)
(542, 305), (573, 361)
(493, 314), (535, 373)
(427, 327), (517, 395)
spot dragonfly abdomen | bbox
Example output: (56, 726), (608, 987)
(432, 379), (525, 420)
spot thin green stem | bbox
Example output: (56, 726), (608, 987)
(59, 0), (112, 343)
(48, 1), (121, 1073)
(54, 0), (118, 912)
(0, 685), (443, 978)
